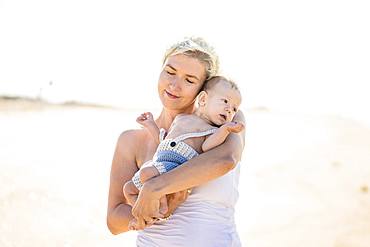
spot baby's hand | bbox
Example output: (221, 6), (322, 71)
(223, 121), (245, 133)
(136, 112), (155, 127)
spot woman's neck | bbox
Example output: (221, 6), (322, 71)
(156, 106), (195, 130)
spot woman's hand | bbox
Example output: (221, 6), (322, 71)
(164, 189), (190, 218)
(131, 184), (164, 230)
(131, 183), (190, 230)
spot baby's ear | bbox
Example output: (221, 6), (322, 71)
(197, 91), (208, 107)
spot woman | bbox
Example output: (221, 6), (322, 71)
(107, 37), (246, 246)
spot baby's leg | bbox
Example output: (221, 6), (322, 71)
(139, 166), (160, 183)
(123, 181), (139, 207)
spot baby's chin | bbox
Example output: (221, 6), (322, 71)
(207, 114), (228, 127)
(209, 119), (226, 127)
(211, 123), (222, 127)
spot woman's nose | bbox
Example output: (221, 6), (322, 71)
(169, 78), (180, 90)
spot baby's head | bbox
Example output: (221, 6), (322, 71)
(197, 76), (242, 126)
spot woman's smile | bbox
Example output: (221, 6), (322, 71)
(165, 90), (180, 99)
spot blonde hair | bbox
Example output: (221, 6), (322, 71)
(163, 37), (219, 80)
(203, 76), (240, 93)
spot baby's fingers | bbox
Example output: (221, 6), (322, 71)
(136, 114), (148, 123)
(228, 122), (245, 133)
(144, 112), (154, 120)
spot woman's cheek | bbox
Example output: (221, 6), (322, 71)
(188, 86), (201, 98)
(159, 71), (170, 82)
(187, 83), (202, 95)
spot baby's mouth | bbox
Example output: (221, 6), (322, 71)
(219, 114), (227, 121)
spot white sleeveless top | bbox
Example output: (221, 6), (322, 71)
(136, 163), (241, 247)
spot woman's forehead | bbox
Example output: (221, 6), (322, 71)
(165, 54), (206, 79)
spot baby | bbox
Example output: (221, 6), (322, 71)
(123, 76), (244, 229)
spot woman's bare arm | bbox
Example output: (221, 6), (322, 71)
(107, 129), (189, 233)
(132, 110), (246, 228)
(106, 130), (140, 234)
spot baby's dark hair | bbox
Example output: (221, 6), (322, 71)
(202, 76), (239, 93)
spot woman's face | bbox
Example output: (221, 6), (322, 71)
(158, 54), (207, 111)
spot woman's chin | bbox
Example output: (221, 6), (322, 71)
(161, 100), (182, 110)
(163, 101), (194, 112)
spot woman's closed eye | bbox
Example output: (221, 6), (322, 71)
(186, 78), (195, 84)
(166, 70), (175, 75)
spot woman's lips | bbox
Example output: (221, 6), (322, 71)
(165, 90), (179, 99)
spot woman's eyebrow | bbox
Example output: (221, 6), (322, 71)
(166, 64), (177, 71)
(166, 64), (200, 81)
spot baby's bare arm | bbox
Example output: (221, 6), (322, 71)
(202, 122), (245, 152)
(136, 112), (160, 144)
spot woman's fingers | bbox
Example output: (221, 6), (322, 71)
(134, 217), (146, 230)
(165, 190), (189, 218)
(152, 211), (164, 219)
(134, 217), (159, 230)
(132, 187), (163, 229)
(159, 196), (169, 215)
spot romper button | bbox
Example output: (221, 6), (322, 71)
(170, 141), (176, 147)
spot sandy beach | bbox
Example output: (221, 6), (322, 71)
(1, 98), (369, 247)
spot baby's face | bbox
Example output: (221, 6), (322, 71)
(205, 81), (241, 126)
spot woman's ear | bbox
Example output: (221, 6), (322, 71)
(197, 91), (208, 107)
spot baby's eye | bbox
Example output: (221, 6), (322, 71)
(223, 99), (228, 104)
(233, 107), (237, 112)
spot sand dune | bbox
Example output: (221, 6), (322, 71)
(1, 99), (369, 246)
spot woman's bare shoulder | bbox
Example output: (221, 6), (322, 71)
(117, 128), (148, 151)
(234, 109), (245, 123)
(113, 128), (152, 170)
(118, 128), (145, 138)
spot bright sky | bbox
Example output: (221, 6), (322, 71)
(1, 0), (369, 123)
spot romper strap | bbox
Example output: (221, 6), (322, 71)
(173, 128), (218, 143)
(159, 128), (167, 142)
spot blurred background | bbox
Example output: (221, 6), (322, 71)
(1, 0), (369, 246)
